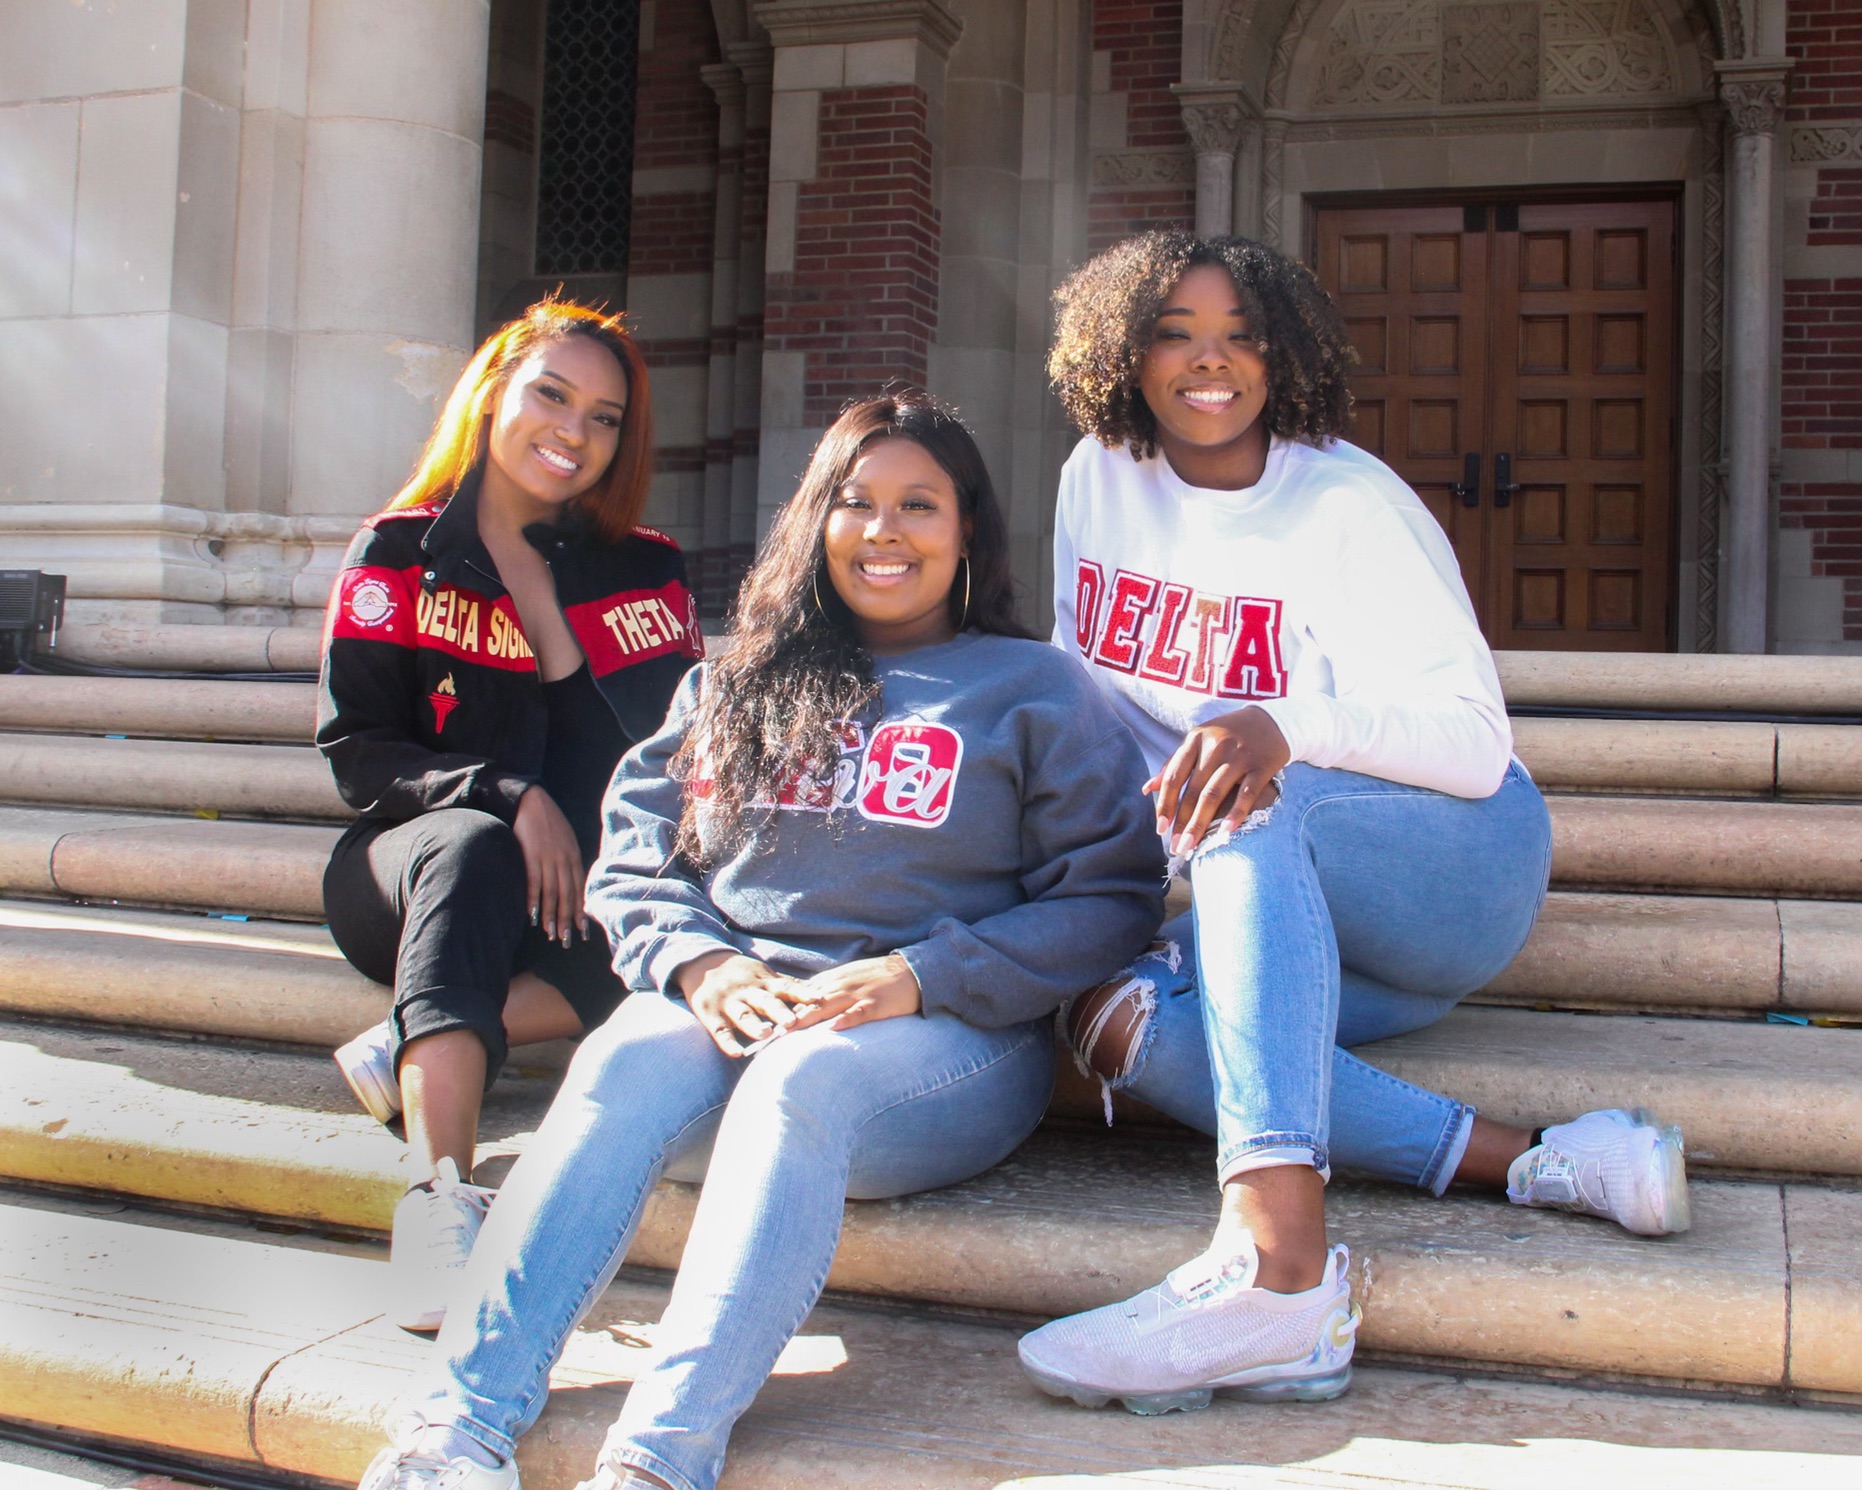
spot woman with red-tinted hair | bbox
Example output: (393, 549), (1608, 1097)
(316, 300), (701, 1330)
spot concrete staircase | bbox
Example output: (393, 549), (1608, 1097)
(2, 626), (1860, 1488)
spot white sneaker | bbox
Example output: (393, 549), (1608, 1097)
(357, 1429), (516, 1490)
(336, 1019), (401, 1125)
(1017, 1243), (1360, 1415)
(1507, 1107), (1691, 1236)
(390, 1158), (496, 1331)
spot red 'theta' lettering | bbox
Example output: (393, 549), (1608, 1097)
(1073, 560), (1105, 653)
(1092, 570), (1158, 674)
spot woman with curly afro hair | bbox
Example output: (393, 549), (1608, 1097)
(1018, 231), (1691, 1415)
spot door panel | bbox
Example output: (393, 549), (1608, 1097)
(1312, 197), (1677, 651)
(1316, 206), (1491, 602)
(1487, 200), (1674, 650)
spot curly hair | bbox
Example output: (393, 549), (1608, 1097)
(1048, 231), (1356, 457)
(671, 393), (1034, 864)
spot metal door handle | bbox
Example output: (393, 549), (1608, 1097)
(1494, 452), (1521, 509)
(1451, 452), (1481, 508)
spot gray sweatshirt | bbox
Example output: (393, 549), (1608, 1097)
(587, 632), (1166, 1028)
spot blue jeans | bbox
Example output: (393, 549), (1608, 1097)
(1110, 761), (1552, 1193)
(408, 989), (1054, 1490)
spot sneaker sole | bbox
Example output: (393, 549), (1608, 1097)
(1021, 1360), (1353, 1415)
(1628, 1106), (1692, 1236)
(334, 1039), (401, 1126)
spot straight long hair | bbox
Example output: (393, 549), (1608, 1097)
(671, 393), (1032, 861)
(385, 298), (654, 543)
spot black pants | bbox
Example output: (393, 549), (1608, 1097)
(323, 810), (625, 1084)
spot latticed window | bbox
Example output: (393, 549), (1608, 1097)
(535, 0), (639, 276)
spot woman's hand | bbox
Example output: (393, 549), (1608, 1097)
(1148, 705), (1291, 856)
(678, 950), (811, 1057)
(513, 784), (586, 946)
(789, 953), (923, 1033)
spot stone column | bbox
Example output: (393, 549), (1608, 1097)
(1170, 83), (1250, 238)
(751, 0), (962, 533)
(288, 0), (491, 520)
(698, 61), (747, 613)
(726, 42), (773, 589)
(1717, 60), (1791, 655)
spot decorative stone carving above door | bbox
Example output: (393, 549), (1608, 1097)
(1307, 0), (1682, 111)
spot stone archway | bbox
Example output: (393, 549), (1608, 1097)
(1186, 0), (1741, 651)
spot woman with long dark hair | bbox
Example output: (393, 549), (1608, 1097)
(355, 393), (1164, 1490)
(317, 300), (699, 1330)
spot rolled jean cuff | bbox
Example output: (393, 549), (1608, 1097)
(399, 1402), (514, 1468)
(1218, 1140), (1331, 1186)
(608, 1448), (699, 1490)
(1422, 1103), (1477, 1196)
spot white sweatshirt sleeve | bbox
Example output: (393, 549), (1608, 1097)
(1251, 497), (1513, 799)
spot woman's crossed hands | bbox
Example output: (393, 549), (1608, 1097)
(676, 950), (923, 1058)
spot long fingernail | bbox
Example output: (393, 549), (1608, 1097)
(530, 907), (539, 926)
(1174, 831), (1196, 856)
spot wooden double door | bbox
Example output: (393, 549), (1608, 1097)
(1313, 197), (1678, 651)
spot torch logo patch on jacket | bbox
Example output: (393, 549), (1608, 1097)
(429, 673), (459, 734)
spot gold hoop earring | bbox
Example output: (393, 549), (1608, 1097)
(959, 556), (972, 631)
(812, 570), (827, 619)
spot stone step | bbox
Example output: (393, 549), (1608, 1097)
(1495, 649), (1862, 715)
(7, 792), (1862, 916)
(0, 807), (337, 918)
(1548, 796), (1862, 897)
(37, 628), (1862, 713)
(1480, 891), (1862, 1015)
(4, 995), (1857, 1237)
(0, 673), (317, 742)
(0, 732), (349, 821)
(7, 1196), (1858, 1490)
(46, 623), (322, 674)
(1512, 716), (1862, 798)
(8, 673), (1862, 801)
(7, 897), (1854, 1139)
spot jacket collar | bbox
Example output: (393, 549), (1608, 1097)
(418, 468), (596, 592)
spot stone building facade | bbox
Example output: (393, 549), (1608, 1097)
(2, 0), (1857, 652)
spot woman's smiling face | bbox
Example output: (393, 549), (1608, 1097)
(482, 334), (628, 521)
(1138, 263), (1272, 490)
(822, 436), (968, 654)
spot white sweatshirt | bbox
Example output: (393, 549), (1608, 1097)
(1052, 434), (1513, 799)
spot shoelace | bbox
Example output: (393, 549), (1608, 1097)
(414, 1180), (495, 1263)
(379, 1450), (485, 1490)
(1514, 1144), (1592, 1209)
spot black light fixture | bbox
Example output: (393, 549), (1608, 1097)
(0, 570), (66, 669)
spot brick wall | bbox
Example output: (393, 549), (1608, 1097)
(1088, 0), (1193, 252)
(1780, 5), (1862, 639)
(1789, 0), (1862, 247)
(764, 86), (940, 422)
(627, 4), (720, 284)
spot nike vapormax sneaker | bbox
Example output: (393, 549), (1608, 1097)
(357, 1419), (516, 1490)
(1017, 1242), (1360, 1415)
(1507, 1106), (1691, 1236)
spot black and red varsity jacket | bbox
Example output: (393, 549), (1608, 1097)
(316, 473), (703, 824)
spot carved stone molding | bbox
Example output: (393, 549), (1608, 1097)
(1172, 83), (1254, 154)
(1090, 150), (1196, 188)
(1791, 124), (1862, 163)
(1716, 62), (1789, 136)
(1304, 0), (1682, 111)
(1443, 3), (1540, 105)
(700, 62), (746, 109)
(752, 0), (961, 56)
